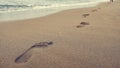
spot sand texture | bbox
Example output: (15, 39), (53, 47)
(0, 0), (120, 68)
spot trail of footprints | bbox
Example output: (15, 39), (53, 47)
(15, 41), (53, 63)
(76, 8), (99, 28)
(15, 8), (99, 64)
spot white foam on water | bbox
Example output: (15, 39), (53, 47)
(0, 0), (109, 22)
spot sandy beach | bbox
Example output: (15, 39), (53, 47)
(0, 0), (120, 68)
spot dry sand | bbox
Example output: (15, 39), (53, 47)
(0, 0), (120, 68)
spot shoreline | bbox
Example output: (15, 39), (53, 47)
(0, 1), (109, 23)
(0, 0), (120, 68)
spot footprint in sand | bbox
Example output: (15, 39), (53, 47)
(76, 22), (89, 28)
(15, 41), (53, 63)
(91, 9), (97, 12)
(91, 7), (101, 12)
(82, 14), (90, 18)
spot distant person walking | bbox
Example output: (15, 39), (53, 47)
(110, 0), (113, 2)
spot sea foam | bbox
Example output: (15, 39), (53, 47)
(0, 0), (109, 22)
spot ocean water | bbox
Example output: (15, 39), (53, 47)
(0, 0), (109, 22)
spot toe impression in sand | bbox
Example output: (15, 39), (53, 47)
(15, 41), (53, 63)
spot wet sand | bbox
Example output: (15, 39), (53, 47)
(0, 0), (120, 68)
